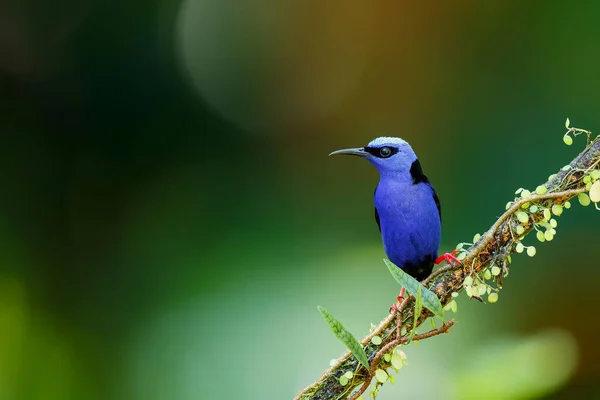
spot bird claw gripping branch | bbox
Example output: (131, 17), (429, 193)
(434, 249), (461, 265)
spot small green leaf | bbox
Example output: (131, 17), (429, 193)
(536, 230), (545, 242)
(375, 369), (388, 383)
(590, 181), (600, 203)
(542, 208), (551, 220)
(371, 335), (382, 345)
(565, 117), (570, 128)
(384, 259), (444, 319)
(578, 193), (591, 206)
(407, 286), (423, 344)
(317, 306), (369, 369)
(515, 211), (529, 223)
(516, 242), (524, 253)
(551, 204), (563, 216)
(391, 354), (403, 369)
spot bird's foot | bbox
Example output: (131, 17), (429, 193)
(389, 288), (406, 313)
(389, 296), (404, 313)
(434, 249), (460, 265)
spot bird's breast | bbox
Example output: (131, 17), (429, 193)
(374, 181), (441, 267)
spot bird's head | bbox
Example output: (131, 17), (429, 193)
(329, 137), (418, 178)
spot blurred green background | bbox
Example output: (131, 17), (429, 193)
(0, 1), (599, 399)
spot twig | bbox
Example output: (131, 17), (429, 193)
(347, 320), (455, 400)
(295, 133), (600, 400)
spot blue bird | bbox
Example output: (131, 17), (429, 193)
(330, 137), (458, 305)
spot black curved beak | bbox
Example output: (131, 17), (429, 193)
(328, 147), (367, 157)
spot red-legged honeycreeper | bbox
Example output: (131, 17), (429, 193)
(330, 137), (458, 303)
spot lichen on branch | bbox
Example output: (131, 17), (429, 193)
(296, 125), (600, 400)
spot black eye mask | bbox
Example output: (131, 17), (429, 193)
(363, 146), (399, 158)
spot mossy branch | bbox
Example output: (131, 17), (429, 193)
(296, 127), (600, 400)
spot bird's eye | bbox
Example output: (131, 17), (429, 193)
(379, 147), (392, 158)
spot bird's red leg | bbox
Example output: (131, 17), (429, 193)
(389, 287), (406, 312)
(397, 287), (405, 302)
(434, 249), (460, 265)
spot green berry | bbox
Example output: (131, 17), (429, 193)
(515, 225), (525, 235)
(521, 189), (531, 198)
(340, 376), (349, 386)
(550, 219), (557, 228)
(464, 276), (473, 286)
(564, 201), (571, 209)
(488, 293), (499, 303)
(371, 336), (382, 345)
(535, 185), (547, 195)
(345, 371), (354, 379)
(527, 246), (537, 257)
(544, 230), (554, 241)
(483, 269), (492, 280)
(529, 205), (538, 213)
(583, 175), (591, 184)
(491, 266), (501, 276)
(563, 134), (573, 145)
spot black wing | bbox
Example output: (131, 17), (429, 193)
(411, 159), (442, 221)
(432, 188), (441, 221)
(374, 184), (382, 232)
